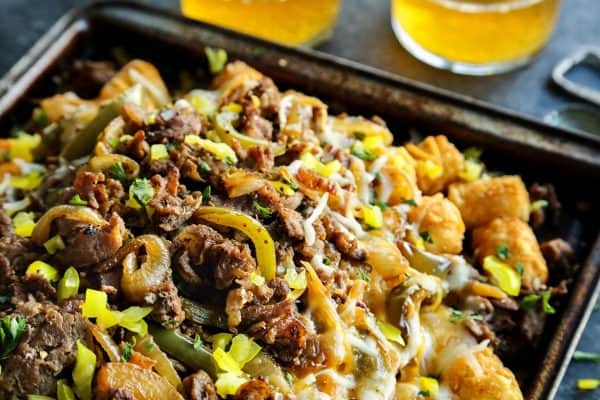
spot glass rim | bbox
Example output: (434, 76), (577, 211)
(426, 0), (550, 13)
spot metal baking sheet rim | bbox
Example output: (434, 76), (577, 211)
(0, 2), (598, 399)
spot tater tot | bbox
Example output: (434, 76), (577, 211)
(405, 135), (464, 194)
(377, 147), (419, 206)
(447, 176), (530, 228)
(472, 217), (548, 289)
(442, 347), (523, 400)
(408, 194), (465, 254)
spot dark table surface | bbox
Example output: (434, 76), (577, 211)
(1, 0), (599, 398)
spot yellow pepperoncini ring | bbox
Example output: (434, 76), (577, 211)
(214, 111), (286, 156)
(482, 255), (521, 296)
(31, 205), (107, 246)
(73, 340), (96, 400)
(194, 206), (276, 281)
(184, 134), (238, 164)
(82, 289), (153, 335)
(25, 260), (59, 283)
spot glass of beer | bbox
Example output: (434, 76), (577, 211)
(181, 0), (342, 47)
(391, 0), (560, 75)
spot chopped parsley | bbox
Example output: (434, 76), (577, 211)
(495, 243), (510, 260)
(357, 268), (370, 282)
(130, 178), (154, 207)
(193, 334), (203, 351)
(323, 255), (332, 265)
(205, 47), (228, 74)
(224, 156), (236, 165)
(351, 147), (377, 161)
(463, 147), (482, 162)
(419, 231), (433, 244)
(418, 390), (430, 397)
(515, 262), (525, 277)
(121, 337), (136, 362)
(107, 162), (126, 183)
(449, 310), (483, 324)
(402, 198), (417, 207)
(253, 201), (272, 219)
(0, 316), (26, 360)
(68, 194), (88, 206)
(573, 351), (600, 362)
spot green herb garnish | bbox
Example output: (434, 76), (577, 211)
(357, 268), (370, 282)
(520, 291), (556, 314)
(199, 161), (212, 173)
(253, 201), (272, 219)
(419, 231), (433, 244)
(130, 178), (154, 207)
(449, 310), (482, 324)
(193, 334), (203, 351)
(121, 337), (136, 362)
(0, 316), (27, 360)
(463, 147), (482, 162)
(68, 194), (88, 206)
(33, 108), (49, 127)
(205, 47), (228, 74)
(541, 290), (556, 314)
(403, 198), (417, 207)
(496, 243), (510, 260)
(107, 162), (126, 183)
(351, 147), (377, 161)
(515, 262), (525, 277)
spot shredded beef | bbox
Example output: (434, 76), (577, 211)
(145, 108), (203, 144)
(321, 215), (366, 261)
(182, 370), (218, 400)
(247, 145), (275, 171)
(0, 235), (40, 273)
(73, 171), (124, 216)
(0, 208), (13, 237)
(0, 300), (89, 397)
(241, 100), (273, 141)
(540, 239), (574, 271)
(149, 168), (202, 232)
(234, 378), (278, 400)
(520, 309), (546, 342)
(173, 224), (256, 290)
(54, 213), (126, 268)
(147, 280), (185, 327)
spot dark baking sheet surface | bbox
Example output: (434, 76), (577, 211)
(0, 3), (598, 399)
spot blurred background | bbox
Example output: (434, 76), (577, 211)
(1, 0), (599, 398)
